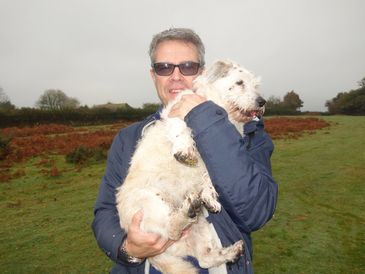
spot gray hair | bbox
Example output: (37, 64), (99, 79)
(149, 28), (205, 66)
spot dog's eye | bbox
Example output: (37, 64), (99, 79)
(236, 80), (244, 86)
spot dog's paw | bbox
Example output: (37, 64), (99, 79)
(185, 192), (202, 219)
(174, 151), (198, 167)
(188, 198), (202, 218)
(226, 240), (245, 264)
(169, 128), (198, 167)
(204, 199), (222, 214)
(200, 181), (221, 213)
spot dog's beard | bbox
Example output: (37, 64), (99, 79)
(227, 103), (264, 123)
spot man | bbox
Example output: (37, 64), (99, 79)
(92, 27), (278, 274)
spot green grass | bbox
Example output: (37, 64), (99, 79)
(253, 116), (365, 274)
(0, 116), (364, 273)
(0, 157), (112, 273)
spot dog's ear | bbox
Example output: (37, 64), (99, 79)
(202, 60), (234, 84)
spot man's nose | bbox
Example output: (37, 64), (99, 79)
(170, 66), (183, 80)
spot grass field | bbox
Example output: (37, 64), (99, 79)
(0, 116), (364, 273)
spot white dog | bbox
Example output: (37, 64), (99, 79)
(116, 60), (265, 274)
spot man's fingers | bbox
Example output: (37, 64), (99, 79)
(164, 239), (176, 250)
(168, 93), (206, 119)
(145, 233), (163, 246)
(152, 238), (175, 254)
(131, 210), (143, 227)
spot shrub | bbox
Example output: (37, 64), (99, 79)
(92, 147), (107, 162)
(65, 146), (107, 165)
(0, 134), (11, 160)
(65, 146), (94, 164)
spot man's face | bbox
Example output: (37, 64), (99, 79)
(150, 40), (202, 105)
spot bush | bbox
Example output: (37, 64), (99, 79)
(0, 134), (11, 160)
(65, 146), (94, 164)
(92, 147), (108, 162)
(65, 146), (107, 165)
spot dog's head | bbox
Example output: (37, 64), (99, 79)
(194, 60), (265, 124)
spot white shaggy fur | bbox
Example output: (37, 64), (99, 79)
(116, 60), (264, 274)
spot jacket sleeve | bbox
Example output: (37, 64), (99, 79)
(185, 101), (278, 233)
(91, 130), (133, 265)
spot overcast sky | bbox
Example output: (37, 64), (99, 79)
(1, 0), (364, 111)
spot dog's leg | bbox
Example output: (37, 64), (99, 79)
(195, 240), (244, 268)
(200, 172), (221, 213)
(187, 219), (244, 268)
(117, 186), (174, 239)
(149, 253), (198, 274)
(164, 117), (198, 167)
(168, 192), (202, 240)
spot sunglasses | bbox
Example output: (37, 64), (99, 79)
(153, 61), (201, 76)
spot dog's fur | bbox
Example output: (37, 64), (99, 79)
(116, 60), (265, 274)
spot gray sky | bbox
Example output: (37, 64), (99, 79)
(1, 0), (364, 111)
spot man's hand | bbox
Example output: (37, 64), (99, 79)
(168, 93), (206, 119)
(124, 211), (175, 258)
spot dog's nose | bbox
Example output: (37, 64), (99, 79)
(256, 97), (266, 107)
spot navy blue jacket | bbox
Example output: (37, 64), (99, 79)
(92, 101), (278, 273)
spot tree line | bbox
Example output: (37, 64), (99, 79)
(1, 77), (364, 127)
(0, 103), (161, 128)
(0, 88), (161, 127)
(1, 89), (304, 127)
(325, 77), (365, 115)
(265, 90), (303, 115)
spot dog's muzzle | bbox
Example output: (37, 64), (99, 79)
(256, 97), (266, 107)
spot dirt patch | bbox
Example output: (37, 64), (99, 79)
(265, 117), (330, 140)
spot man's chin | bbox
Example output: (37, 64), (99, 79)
(168, 92), (180, 101)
